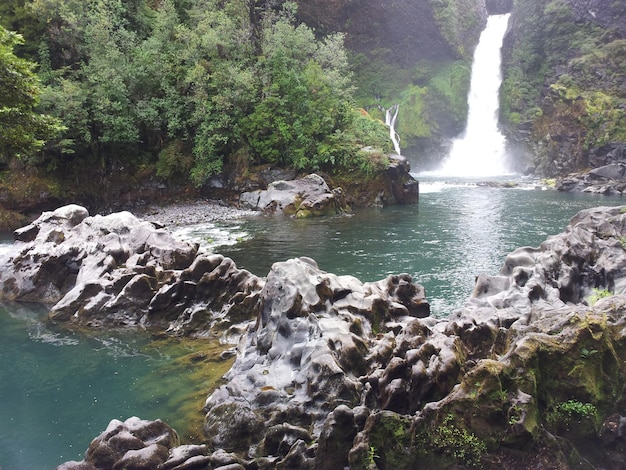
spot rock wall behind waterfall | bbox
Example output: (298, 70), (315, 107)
(501, 0), (626, 177)
(296, 0), (482, 66)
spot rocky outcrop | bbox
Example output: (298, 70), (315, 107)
(237, 165), (419, 217)
(33, 205), (626, 468)
(205, 205), (626, 468)
(485, 0), (513, 14)
(556, 161), (626, 194)
(295, 0), (483, 67)
(203, 258), (429, 457)
(0, 204), (263, 335)
(57, 417), (180, 470)
(331, 155), (419, 207)
(238, 173), (350, 217)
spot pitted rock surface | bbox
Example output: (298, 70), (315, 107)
(238, 173), (349, 217)
(200, 206), (626, 468)
(30, 205), (626, 469)
(0, 204), (263, 333)
(203, 257), (430, 455)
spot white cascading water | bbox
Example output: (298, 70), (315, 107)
(385, 104), (402, 155)
(437, 13), (511, 177)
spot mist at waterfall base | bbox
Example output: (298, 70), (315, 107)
(430, 13), (512, 178)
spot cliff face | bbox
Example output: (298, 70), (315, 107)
(501, 0), (626, 176)
(296, 0), (488, 169)
(297, 0), (464, 66)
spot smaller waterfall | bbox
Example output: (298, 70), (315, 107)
(438, 13), (511, 177)
(385, 104), (402, 155)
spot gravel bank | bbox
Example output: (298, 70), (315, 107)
(134, 200), (258, 227)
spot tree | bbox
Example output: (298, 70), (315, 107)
(0, 25), (63, 164)
(241, 5), (354, 170)
(15, 0), (393, 186)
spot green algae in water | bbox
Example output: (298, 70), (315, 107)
(0, 303), (232, 469)
(136, 337), (235, 443)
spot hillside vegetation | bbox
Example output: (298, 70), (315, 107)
(0, 0), (490, 220)
(0, 0), (395, 224)
(296, 0), (487, 167)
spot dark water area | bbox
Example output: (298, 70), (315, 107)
(0, 182), (623, 469)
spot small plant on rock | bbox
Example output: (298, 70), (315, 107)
(546, 400), (598, 434)
(579, 347), (598, 359)
(586, 288), (612, 306)
(420, 413), (487, 468)
(367, 446), (379, 466)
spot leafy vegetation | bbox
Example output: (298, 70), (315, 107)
(500, 0), (626, 175)
(0, 24), (64, 164)
(586, 287), (612, 306)
(428, 0), (482, 57)
(1, 0), (392, 188)
(417, 413), (487, 468)
(545, 400), (599, 434)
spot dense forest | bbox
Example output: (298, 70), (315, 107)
(0, 0), (399, 226)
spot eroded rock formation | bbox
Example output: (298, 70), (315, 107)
(238, 173), (350, 217)
(6, 204), (625, 469)
(203, 257), (429, 457)
(0, 204), (263, 335)
(238, 167), (418, 217)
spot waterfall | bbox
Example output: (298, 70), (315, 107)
(437, 13), (511, 177)
(385, 104), (402, 155)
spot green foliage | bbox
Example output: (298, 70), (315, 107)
(545, 400), (598, 429)
(156, 140), (192, 181)
(0, 0), (45, 58)
(428, 0), (482, 58)
(397, 85), (432, 139)
(423, 60), (471, 135)
(501, 0), (625, 165)
(586, 288), (612, 306)
(500, 0), (547, 126)
(366, 412), (414, 468)
(350, 50), (412, 106)
(417, 413), (487, 468)
(349, 109), (393, 152)
(0, 24), (64, 163)
(367, 446), (379, 466)
(579, 347), (598, 359)
(24, 0), (391, 186)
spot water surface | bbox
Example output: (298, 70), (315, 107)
(212, 183), (623, 315)
(0, 303), (229, 469)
